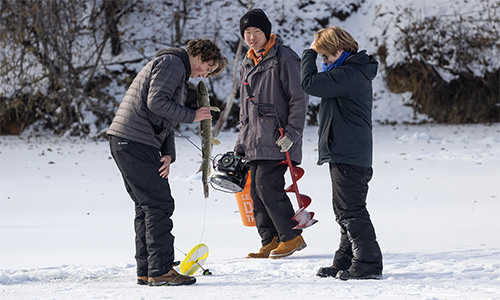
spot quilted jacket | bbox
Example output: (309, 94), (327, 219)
(108, 48), (195, 162)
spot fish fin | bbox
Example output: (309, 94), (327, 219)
(210, 106), (220, 112)
(211, 138), (221, 146)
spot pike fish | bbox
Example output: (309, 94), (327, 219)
(197, 81), (220, 198)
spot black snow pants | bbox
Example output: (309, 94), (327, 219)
(109, 135), (175, 277)
(250, 160), (302, 245)
(329, 163), (383, 276)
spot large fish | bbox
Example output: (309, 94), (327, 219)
(197, 81), (220, 198)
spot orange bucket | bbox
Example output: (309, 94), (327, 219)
(234, 172), (255, 227)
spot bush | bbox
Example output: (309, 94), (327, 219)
(386, 60), (499, 123)
(383, 0), (500, 123)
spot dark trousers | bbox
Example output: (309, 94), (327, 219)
(109, 136), (175, 277)
(329, 163), (383, 275)
(250, 160), (302, 245)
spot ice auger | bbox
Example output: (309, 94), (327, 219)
(277, 128), (318, 229)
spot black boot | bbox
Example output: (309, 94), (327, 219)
(336, 269), (382, 281)
(316, 266), (341, 278)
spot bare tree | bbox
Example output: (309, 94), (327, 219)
(213, 0), (254, 137)
(0, 0), (133, 135)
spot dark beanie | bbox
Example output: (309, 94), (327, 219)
(239, 8), (272, 40)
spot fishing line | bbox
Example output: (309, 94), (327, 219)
(173, 127), (203, 153)
(198, 195), (208, 242)
(174, 245), (189, 257)
(172, 125), (211, 242)
(172, 125), (216, 163)
(167, 121), (212, 264)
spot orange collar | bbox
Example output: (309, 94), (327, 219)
(248, 34), (276, 65)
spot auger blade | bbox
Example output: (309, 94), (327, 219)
(276, 128), (317, 229)
(284, 167), (305, 194)
(298, 194), (311, 209)
(292, 208), (318, 229)
(291, 166), (305, 181)
(278, 162), (305, 181)
(283, 185), (311, 209)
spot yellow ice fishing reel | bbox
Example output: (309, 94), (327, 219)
(179, 244), (212, 276)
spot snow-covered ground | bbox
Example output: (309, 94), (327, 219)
(1, 123), (499, 299)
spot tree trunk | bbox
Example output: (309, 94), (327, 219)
(104, 0), (121, 56)
(213, 37), (244, 137)
(213, 0), (254, 136)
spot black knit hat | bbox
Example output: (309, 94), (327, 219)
(239, 8), (272, 40)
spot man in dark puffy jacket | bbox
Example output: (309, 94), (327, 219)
(108, 39), (227, 286)
(235, 9), (309, 259)
(301, 26), (383, 280)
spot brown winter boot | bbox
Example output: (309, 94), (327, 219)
(247, 236), (279, 258)
(137, 276), (148, 285)
(269, 235), (306, 259)
(148, 268), (196, 286)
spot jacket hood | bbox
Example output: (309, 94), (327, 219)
(345, 50), (378, 81)
(156, 48), (191, 80)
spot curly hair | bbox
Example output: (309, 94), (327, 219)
(313, 26), (358, 56)
(187, 39), (228, 77)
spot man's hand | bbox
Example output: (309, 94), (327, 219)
(276, 134), (294, 153)
(159, 155), (172, 179)
(194, 107), (212, 122)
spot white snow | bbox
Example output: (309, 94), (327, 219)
(1, 124), (500, 299)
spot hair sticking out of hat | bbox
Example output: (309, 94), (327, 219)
(239, 8), (272, 40)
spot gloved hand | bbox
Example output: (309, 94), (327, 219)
(233, 148), (245, 159)
(276, 134), (294, 153)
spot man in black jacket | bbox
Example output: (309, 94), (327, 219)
(108, 39), (227, 286)
(301, 26), (383, 280)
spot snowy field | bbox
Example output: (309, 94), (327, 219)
(1, 123), (499, 299)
